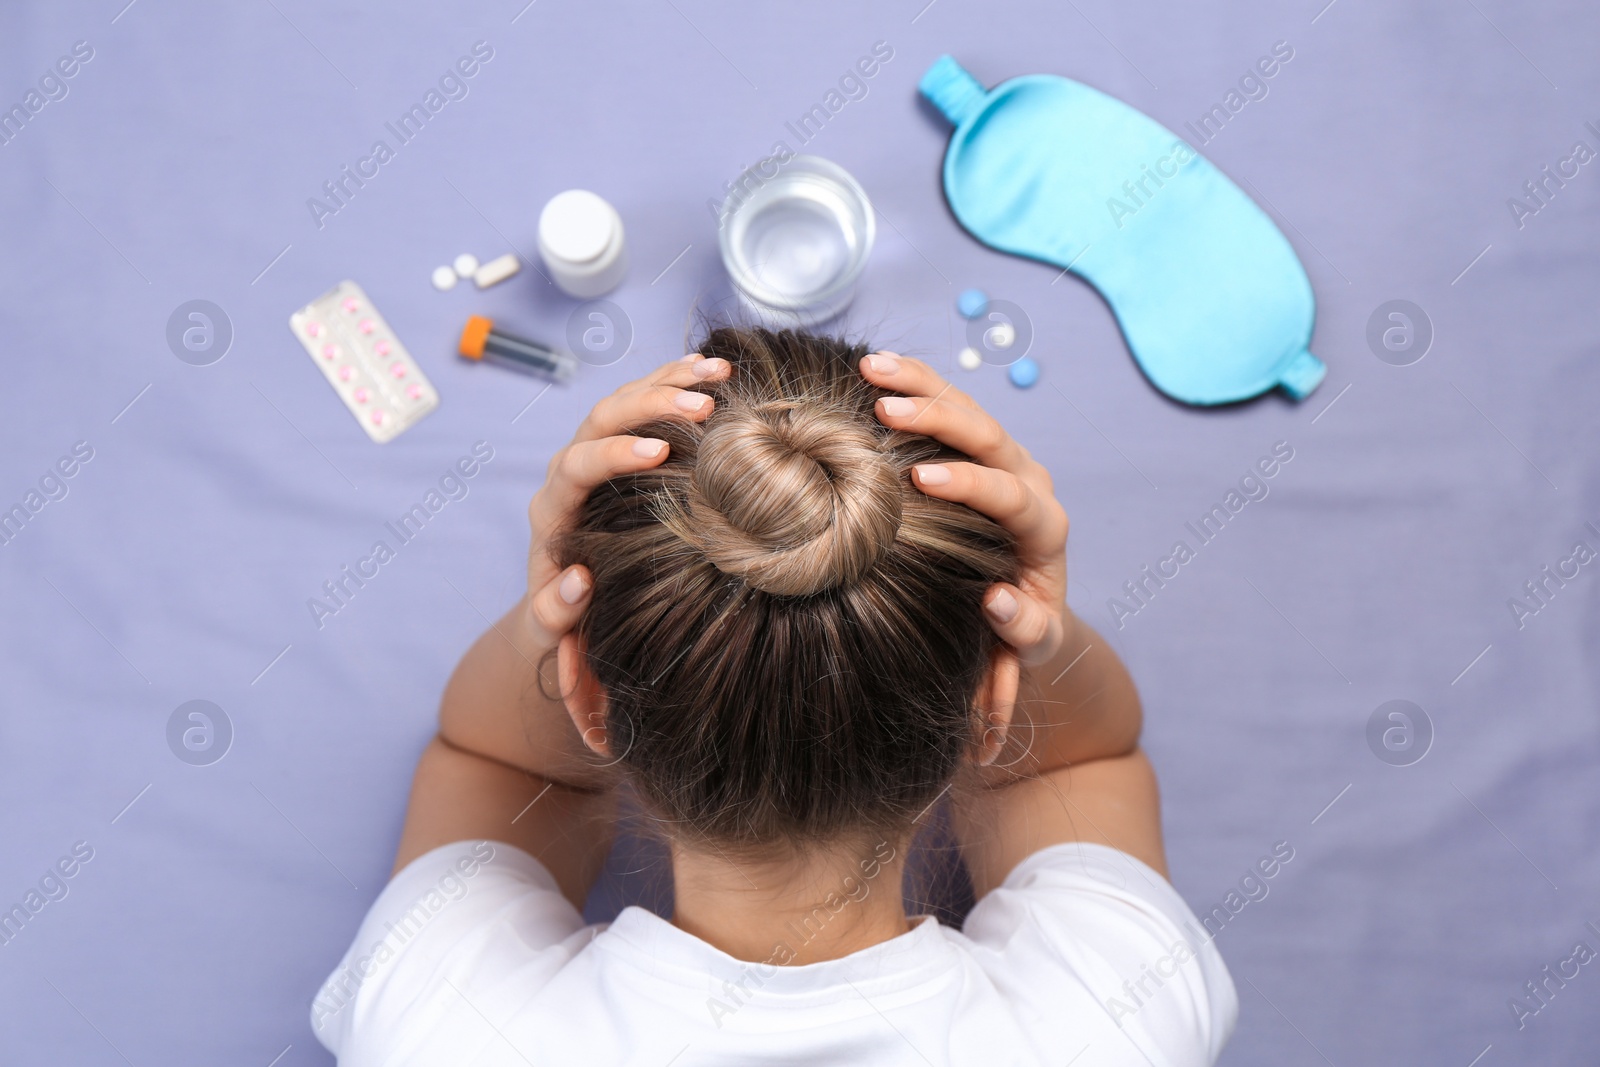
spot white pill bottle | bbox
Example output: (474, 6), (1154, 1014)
(538, 190), (628, 299)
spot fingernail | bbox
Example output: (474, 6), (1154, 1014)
(915, 463), (952, 486)
(691, 357), (727, 379)
(864, 352), (901, 375)
(674, 392), (710, 412)
(632, 437), (666, 458)
(880, 396), (916, 417)
(559, 568), (590, 604)
(986, 588), (1019, 623)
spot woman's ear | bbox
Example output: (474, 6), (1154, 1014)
(970, 643), (1021, 767)
(558, 632), (611, 758)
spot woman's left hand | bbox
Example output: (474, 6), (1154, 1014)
(523, 354), (731, 648)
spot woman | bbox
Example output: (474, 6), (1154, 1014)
(311, 328), (1237, 1065)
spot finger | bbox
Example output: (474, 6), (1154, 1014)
(612, 354), (732, 398)
(874, 390), (1030, 473)
(983, 583), (1062, 666)
(910, 462), (1066, 547)
(648, 353), (733, 387)
(866, 351), (1053, 496)
(857, 351), (980, 409)
(530, 435), (669, 538)
(572, 378), (720, 442)
(528, 564), (593, 644)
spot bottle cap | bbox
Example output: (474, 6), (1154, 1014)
(459, 315), (494, 359)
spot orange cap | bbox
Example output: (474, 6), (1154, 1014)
(458, 315), (494, 359)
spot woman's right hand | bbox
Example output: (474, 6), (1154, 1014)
(858, 352), (1070, 667)
(860, 354), (1159, 889)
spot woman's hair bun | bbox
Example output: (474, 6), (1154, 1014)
(663, 401), (903, 597)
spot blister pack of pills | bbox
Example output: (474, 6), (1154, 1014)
(288, 280), (439, 443)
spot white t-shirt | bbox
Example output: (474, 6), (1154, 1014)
(312, 839), (1236, 1066)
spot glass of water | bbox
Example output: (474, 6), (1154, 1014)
(717, 155), (876, 327)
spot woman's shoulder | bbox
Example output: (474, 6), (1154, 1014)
(311, 840), (595, 1060)
(953, 841), (1239, 1065)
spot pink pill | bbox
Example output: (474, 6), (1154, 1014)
(406, 384), (424, 399)
(371, 410), (388, 425)
(353, 387), (370, 404)
(390, 363), (407, 379)
(358, 318), (376, 335)
(374, 340), (391, 356)
(338, 365), (354, 382)
(306, 322), (323, 337)
(342, 297), (359, 313)
(321, 343), (339, 360)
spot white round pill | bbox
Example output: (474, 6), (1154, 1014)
(453, 253), (479, 278)
(431, 265), (458, 291)
(958, 346), (983, 371)
(985, 322), (1017, 349)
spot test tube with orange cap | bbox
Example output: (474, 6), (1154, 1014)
(458, 315), (577, 383)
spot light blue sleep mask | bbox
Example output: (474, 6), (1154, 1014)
(920, 55), (1324, 406)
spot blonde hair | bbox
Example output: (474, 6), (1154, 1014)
(556, 327), (1017, 850)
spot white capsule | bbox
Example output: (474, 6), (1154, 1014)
(431, 265), (458, 291)
(453, 253), (480, 278)
(958, 346), (983, 371)
(474, 253), (521, 289)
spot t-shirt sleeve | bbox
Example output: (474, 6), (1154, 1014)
(309, 839), (589, 1064)
(961, 842), (1239, 1067)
